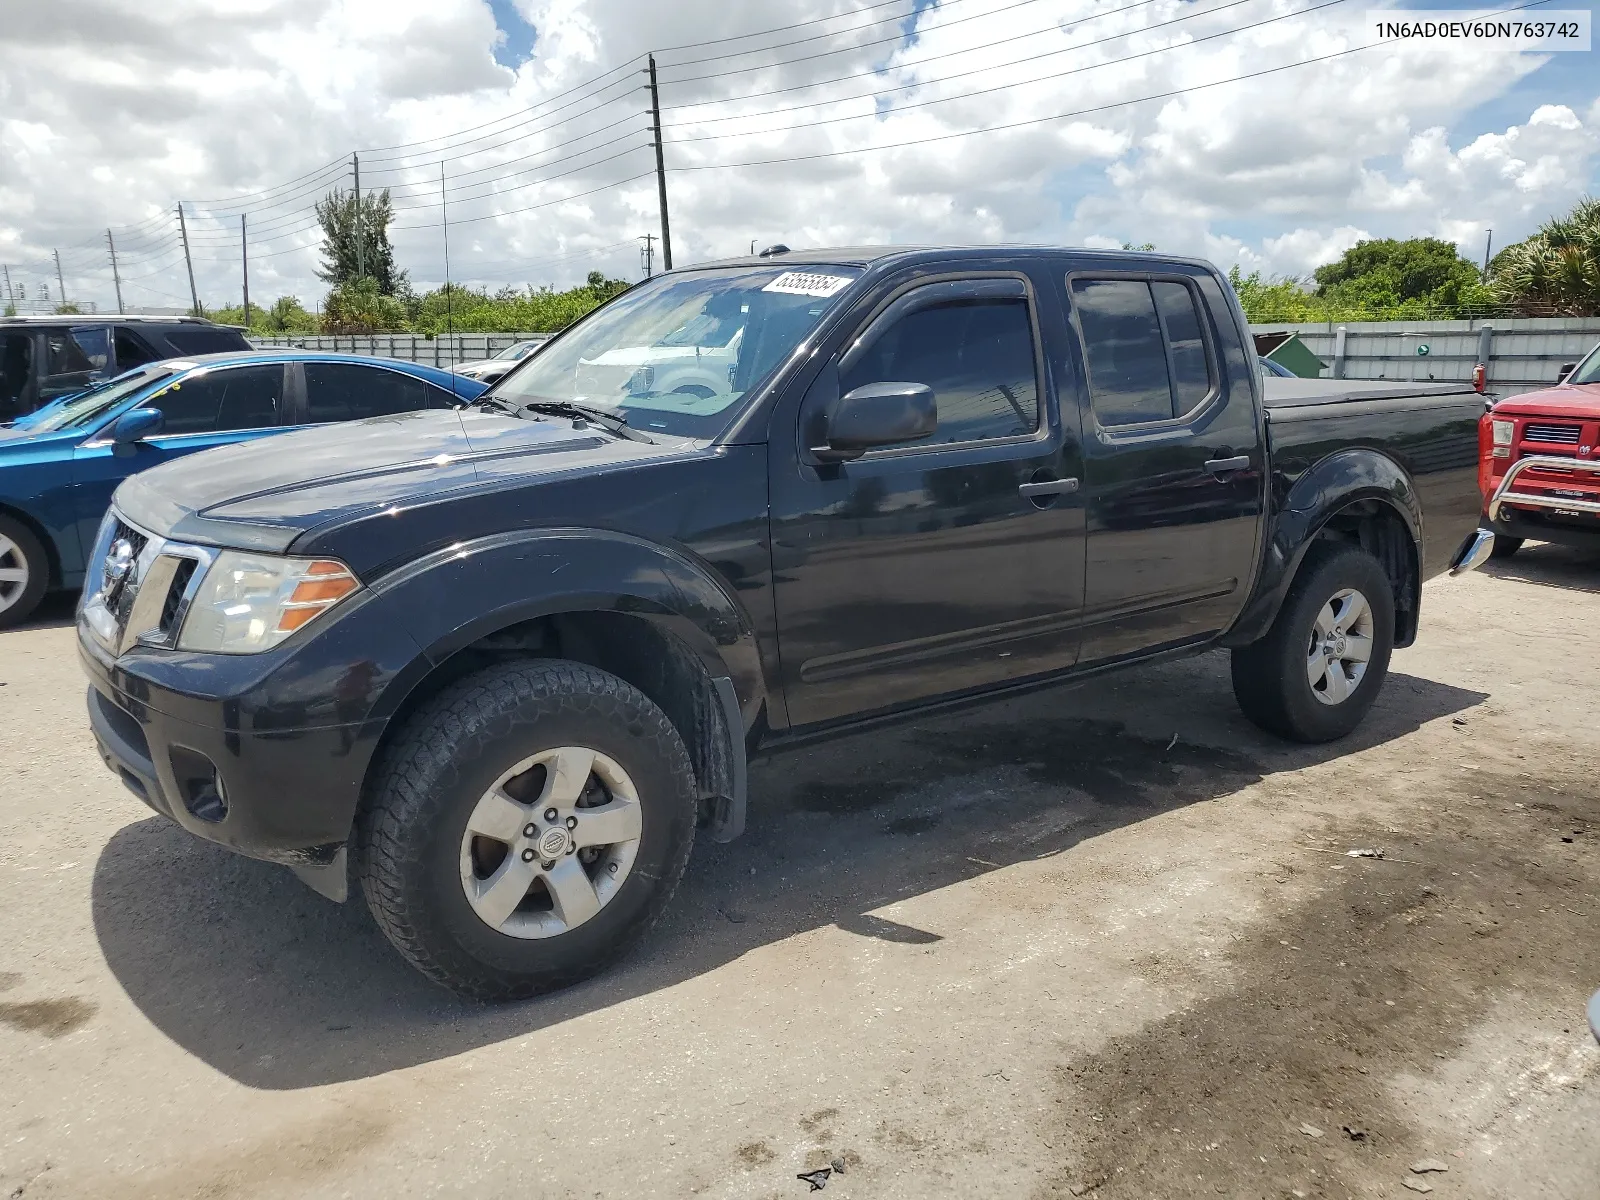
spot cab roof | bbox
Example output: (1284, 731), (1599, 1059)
(684, 244), (1215, 272)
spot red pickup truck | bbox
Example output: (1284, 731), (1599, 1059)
(1479, 341), (1600, 557)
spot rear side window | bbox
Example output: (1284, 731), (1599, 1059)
(303, 362), (442, 423)
(162, 327), (252, 355)
(840, 297), (1039, 449)
(149, 365), (283, 434)
(114, 328), (160, 370)
(1072, 277), (1216, 426)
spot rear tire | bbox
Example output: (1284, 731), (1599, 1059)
(1231, 542), (1395, 743)
(355, 659), (697, 1002)
(0, 515), (49, 630)
(1490, 534), (1523, 559)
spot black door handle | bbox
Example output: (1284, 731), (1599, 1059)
(1204, 455), (1250, 476)
(1018, 477), (1080, 498)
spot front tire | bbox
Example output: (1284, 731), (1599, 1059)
(1490, 534), (1523, 559)
(355, 659), (697, 1001)
(0, 515), (49, 630)
(1231, 542), (1396, 743)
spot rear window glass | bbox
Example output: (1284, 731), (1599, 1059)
(162, 328), (252, 355)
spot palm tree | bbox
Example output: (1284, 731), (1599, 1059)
(1491, 196), (1600, 316)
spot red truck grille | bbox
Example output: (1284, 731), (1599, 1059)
(1523, 422), (1581, 445)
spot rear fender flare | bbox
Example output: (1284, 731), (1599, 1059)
(1225, 448), (1422, 647)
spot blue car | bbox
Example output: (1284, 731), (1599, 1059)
(0, 350), (487, 627)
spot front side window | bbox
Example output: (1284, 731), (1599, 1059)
(489, 265), (864, 437)
(304, 363), (439, 423)
(146, 365), (283, 434)
(840, 296), (1039, 450)
(44, 328), (108, 377)
(0, 334), (33, 416)
(1570, 344), (1600, 385)
(1072, 277), (1216, 426)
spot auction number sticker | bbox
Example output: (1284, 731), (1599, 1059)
(762, 271), (854, 298)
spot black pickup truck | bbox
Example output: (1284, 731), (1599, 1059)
(78, 247), (1490, 999)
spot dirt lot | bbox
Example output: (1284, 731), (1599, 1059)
(1, 546), (1596, 1200)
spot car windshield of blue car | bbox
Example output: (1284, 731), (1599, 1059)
(24, 364), (183, 432)
(486, 264), (863, 438)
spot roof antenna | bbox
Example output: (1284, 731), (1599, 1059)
(758, 244), (790, 258)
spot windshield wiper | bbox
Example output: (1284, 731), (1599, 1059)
(514, 400), (654, 443)
(471, 393), (522, 416)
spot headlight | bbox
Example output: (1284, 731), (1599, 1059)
(177, 552), (359, 653)
(1491, 419), (1515, 446)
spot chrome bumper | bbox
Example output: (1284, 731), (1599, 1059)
(1487, 454), (1600, 523)
(1450, 453), (1600, 576)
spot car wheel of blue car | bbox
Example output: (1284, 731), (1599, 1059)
(0, 515), (48, 630)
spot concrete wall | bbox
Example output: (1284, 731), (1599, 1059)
(255, 319), (1600, 399)
(250, 332), (549, 367)
(1247, 318), (1600, 398)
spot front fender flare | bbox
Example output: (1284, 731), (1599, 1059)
(363, 526), (767, 728)
(1224, 448), (1422, 648)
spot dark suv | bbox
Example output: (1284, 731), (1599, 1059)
(0, 316), (252, 420)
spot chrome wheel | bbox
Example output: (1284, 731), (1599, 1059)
(458, 746), (643, 939)
(0, 532), (29, 615)
(1306, 587), (1374, 706)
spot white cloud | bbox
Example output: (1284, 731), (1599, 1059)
(0, 0), (1595, 311)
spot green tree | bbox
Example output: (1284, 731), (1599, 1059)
(1489, 196), (1600, 317)
(322, 276), (408, 333)
(315, 187), (406, 294)
(210, 295), (319, 333)
(1228, 266), (1326, 322)
(1312, 238), (1494, 315)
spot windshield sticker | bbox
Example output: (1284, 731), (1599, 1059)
(762, 271), (853, 298)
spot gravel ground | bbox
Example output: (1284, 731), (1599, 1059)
(1, 545), (1596, 1200)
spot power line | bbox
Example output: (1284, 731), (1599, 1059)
(658, 0), (1060, 72)
(666, 37), (1399, 174)
(665, 0), (1336, 143)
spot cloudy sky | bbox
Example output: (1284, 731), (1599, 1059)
(0, 0), (1595, 313)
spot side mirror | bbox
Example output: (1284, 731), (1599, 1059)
(1558, 362), (1578, 383)
(108, 407), (164, 456)
(816, 382), (936, 462)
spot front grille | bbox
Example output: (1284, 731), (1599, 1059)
(159, 558), (197, 637)
(1523, 422), (1581, 444)
(111, 518), (149, 561)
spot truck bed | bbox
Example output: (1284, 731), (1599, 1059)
(1261, 377), (1479, 412)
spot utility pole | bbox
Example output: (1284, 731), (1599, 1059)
(1, 264), (11, 307)
(639, 233), (655, 278)
(353, 152), (364, 281)
(646, 54), (673, 271)
(106, 230), (124, 313)
(240, 214), (250, 328)
(1482, 229), (1493, 281)
(53, 249), (66, 311)
(440, 162), (453, 353)
(176, 203), (200, 315)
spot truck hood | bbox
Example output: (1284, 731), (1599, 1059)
(1490, 381), (1600, 418)
(114, 408), (692, 554)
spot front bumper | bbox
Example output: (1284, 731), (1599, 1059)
(80, 625), (382, 901)
(1483, 453), (1600, 554)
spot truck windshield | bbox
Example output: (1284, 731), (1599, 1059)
(1570, 345), (1600, 385)
(21, 364), (179, 432)
(488, 264), (863, 437)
